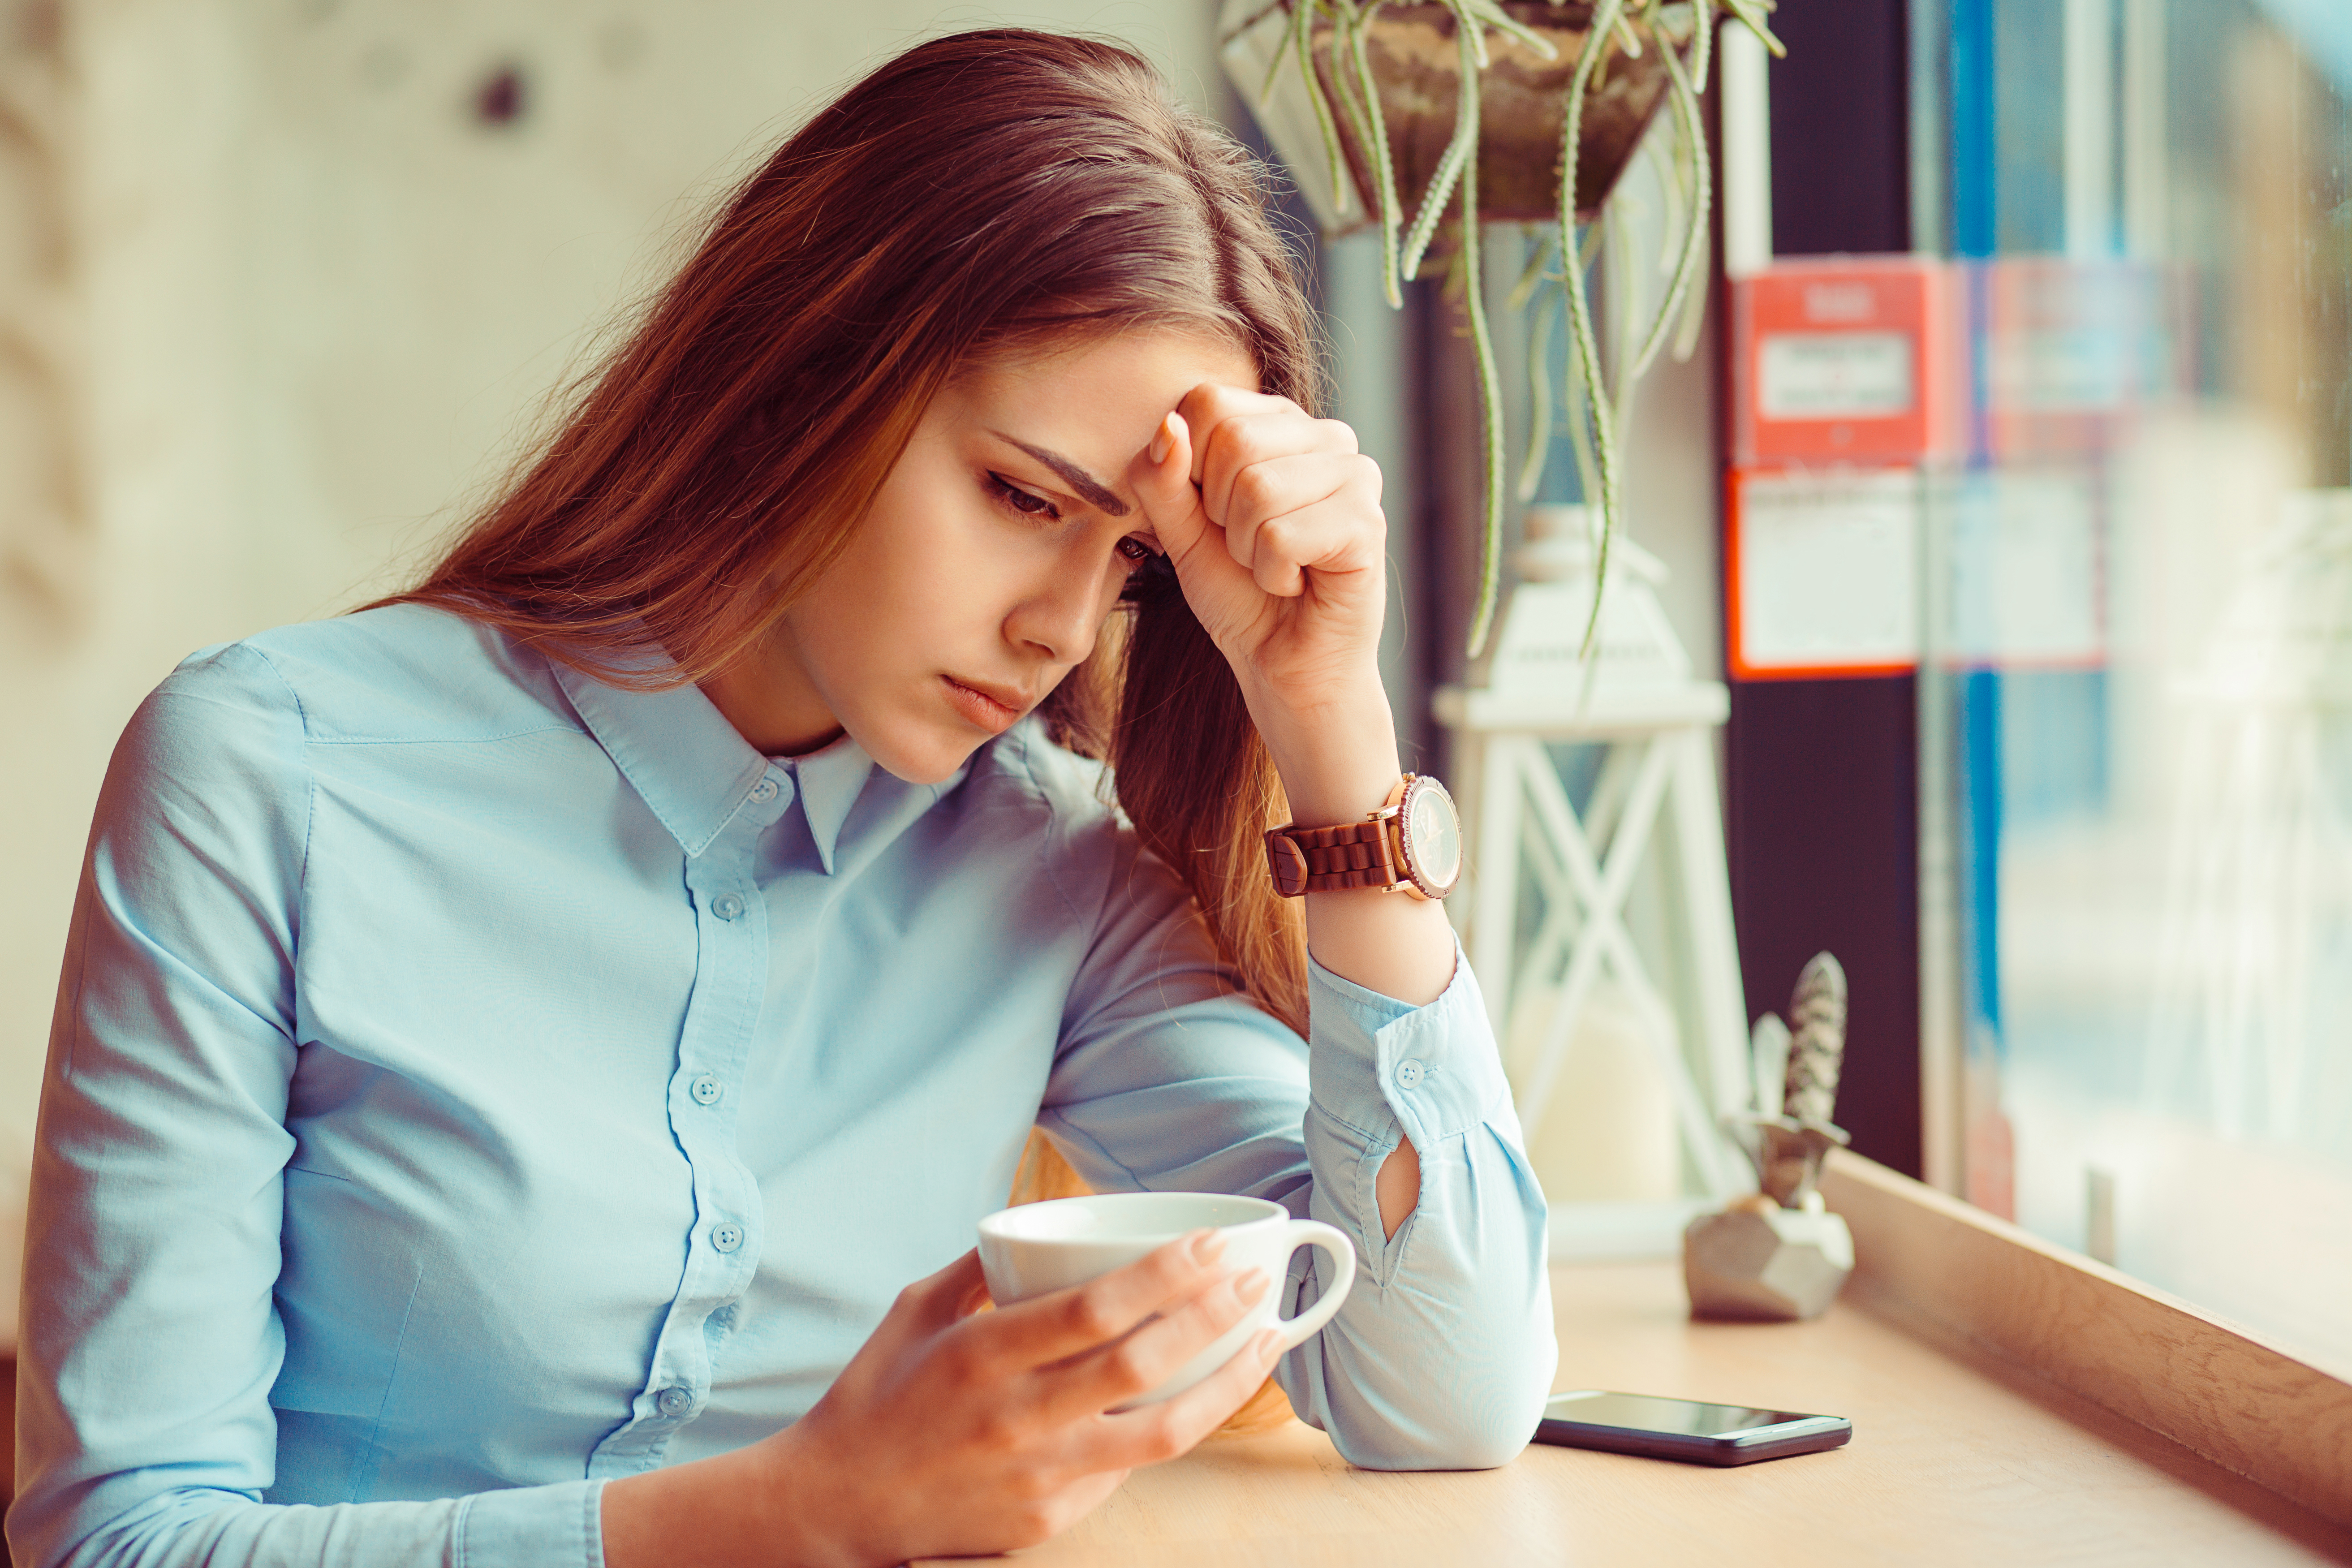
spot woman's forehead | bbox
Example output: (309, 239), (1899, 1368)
(958, 328), (1258, 399)
(938, 333), (1256, 467)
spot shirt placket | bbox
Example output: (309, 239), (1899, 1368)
(587, 765), (792, 1477)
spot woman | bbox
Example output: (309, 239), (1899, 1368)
(13, 30), (1554, 1568)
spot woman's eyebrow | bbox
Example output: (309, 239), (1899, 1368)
(991, 432), (1131, 517)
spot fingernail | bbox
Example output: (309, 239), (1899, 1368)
(1149, 414), (1176, 466)
(1190, 1228), (1224, 1263)
(1257, 1328), (1285, 1359)
(1235, 1267), (1269, 1302)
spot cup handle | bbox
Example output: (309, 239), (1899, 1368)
(1271, 1219), (1357, 1353)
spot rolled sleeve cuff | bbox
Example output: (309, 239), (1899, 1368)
(459, 1478), (603, 1568)
(1305, 937), (1504, 1146)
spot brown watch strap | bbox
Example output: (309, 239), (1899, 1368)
(1263, 818), (1397, 898)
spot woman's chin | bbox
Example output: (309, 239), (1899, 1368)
(860, 726), (991, 787)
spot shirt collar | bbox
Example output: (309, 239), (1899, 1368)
(550, 654), (887, 873)
(779, 730), (874, 875)
(552, 657), (771, 859)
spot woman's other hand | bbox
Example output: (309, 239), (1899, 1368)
(1131, 386), (1386, 722)
(600, 1234), (1280, 1568)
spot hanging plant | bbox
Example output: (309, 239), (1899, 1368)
(1219, 0), (1783, 656)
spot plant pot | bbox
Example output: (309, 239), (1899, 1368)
(1218, 0), (1696, 240)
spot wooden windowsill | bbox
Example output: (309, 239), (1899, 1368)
(982, 1250), (2352, 1564)
(1821, 1148), (2352, 1527)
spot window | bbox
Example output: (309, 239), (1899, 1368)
(1920, 0), (2352, 1374)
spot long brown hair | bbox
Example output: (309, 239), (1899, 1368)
(388, 31), (1316, 1037)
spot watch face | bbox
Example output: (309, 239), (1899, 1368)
(1400, 776), (1463, 897)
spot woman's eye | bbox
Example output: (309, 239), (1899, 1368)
(1116, 537), (1159, 565)
(986, 473), (1059, 520)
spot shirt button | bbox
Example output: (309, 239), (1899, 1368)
(656, 1386), (695, 1418)
(749, 778), (778, 804)
(711, 893), (745, 921)
(710, 1222), (745, 1254)
(1395, 1058), (1426, 1089)
(690, 1073), (724, 1106)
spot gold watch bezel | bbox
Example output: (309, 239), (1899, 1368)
(1373, 774), (1461, 901)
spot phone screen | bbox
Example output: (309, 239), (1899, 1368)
(1544, 1390), (1814, 1435)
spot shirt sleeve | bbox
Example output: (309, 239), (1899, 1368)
(10, 642), (604, 1568)
(1039, 836), (1557, 1471)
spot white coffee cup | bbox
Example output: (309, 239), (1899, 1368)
(977, 1191), (1357, 1408)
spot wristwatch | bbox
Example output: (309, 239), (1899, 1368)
(1263, 774), (1464, 901)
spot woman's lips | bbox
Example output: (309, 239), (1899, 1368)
(941, 674), (1024, 735)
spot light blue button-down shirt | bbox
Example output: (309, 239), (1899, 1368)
(14, 603), (1555, 1568)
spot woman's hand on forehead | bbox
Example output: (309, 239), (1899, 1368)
(1129, 383), (1387, 717)
(1133, 383), (1456, 1009)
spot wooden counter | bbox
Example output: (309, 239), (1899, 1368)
(973, 1260), (2352, 1567)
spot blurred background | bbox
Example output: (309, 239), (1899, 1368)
(0, 0), (2345, 1426)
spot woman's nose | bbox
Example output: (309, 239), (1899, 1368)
(1007, 536), (1115, 668)
(1004, 559), (1106, 666)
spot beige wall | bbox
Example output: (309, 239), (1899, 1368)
(0, 1), (1218, 1227)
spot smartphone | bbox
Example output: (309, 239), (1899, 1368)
(1533, 1390), (1852, 1466)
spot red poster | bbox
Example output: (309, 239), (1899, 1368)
(1731, 256), (1955, 468)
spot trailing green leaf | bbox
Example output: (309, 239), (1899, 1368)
(1627, 24), (1711, 383)
(1258, 5), (1297, 109)
(1345, 2), (1407, 306)
(1605, 196), (1644, 449)
(1689, 0), (1719, 84)
(1670, 0), (1717, 362)
(1506, 228), (1557, 313)
(1516, 281), (1559, 502)
(1327, 2), (1373, 203)
(1559, 0), (1629, 656)
(1457, 0), (1492, 70)
(1509, 226), (1562, 508)
(1560, 281), (1604, 521)
(1292, 0), (1352, 217)
(1718, 0), (1786, 56)
(1456, 19), (1508, 660)
(1459, 0), (1560, 60)
(1399, 0), (1486, 282)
